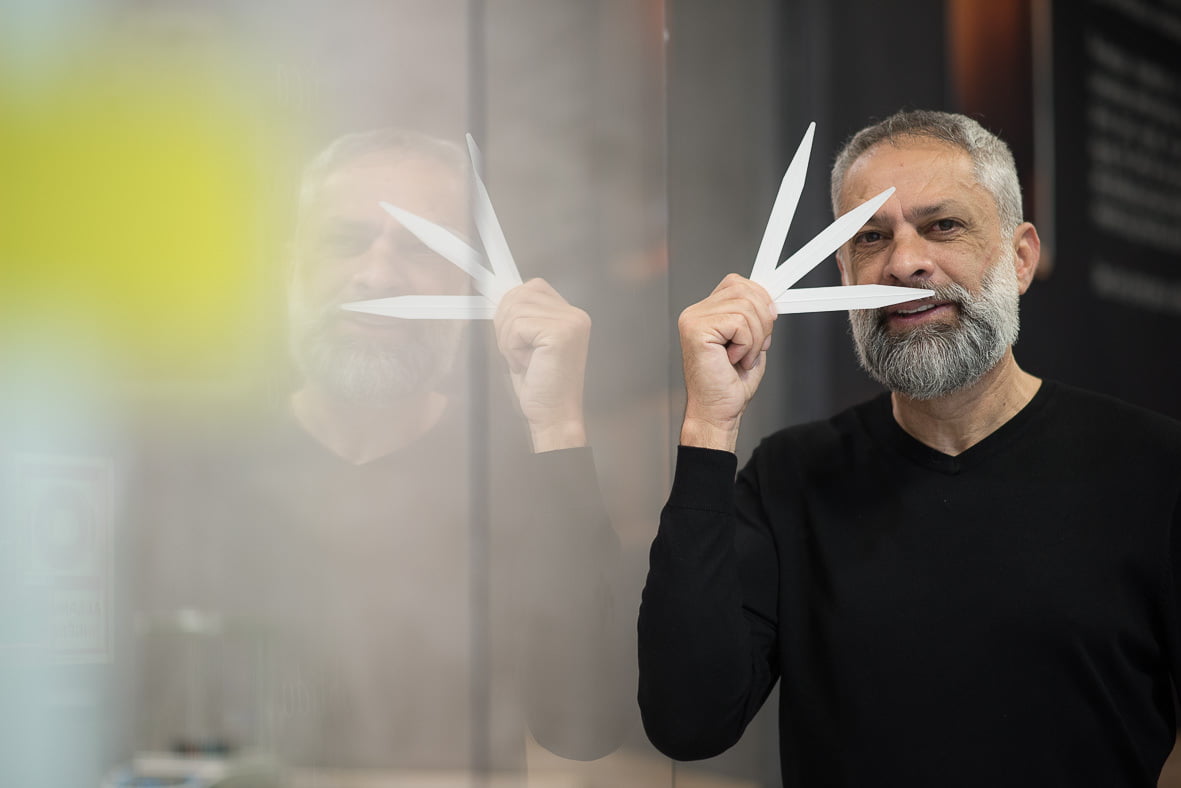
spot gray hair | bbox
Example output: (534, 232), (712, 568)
(830, 110), (1023, 236)
(295, 128), (466, 240)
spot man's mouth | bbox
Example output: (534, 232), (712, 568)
(333, 309), (407, 335)
(340, 311), (391, 325)
(894, 302), (938, 316)
(884, 298), (956, 325)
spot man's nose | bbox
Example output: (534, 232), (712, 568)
(883, 231), (932, 284)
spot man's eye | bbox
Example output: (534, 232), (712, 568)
(396, 239), (447, 264)
(404, 240), (437, 257)
(854, 231), (883, 245)
(932, 219), (959, 233)
(321, 232), (372, 257)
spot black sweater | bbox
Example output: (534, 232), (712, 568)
(638, 381), (1181, 787)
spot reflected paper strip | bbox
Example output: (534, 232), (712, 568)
(377, 201), (499, 299)
(465, 134), (523, 294)
(341, 295), (498, 320)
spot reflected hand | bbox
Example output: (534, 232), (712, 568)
(494, 278), (590, 453)
(678, 273), (776, 452)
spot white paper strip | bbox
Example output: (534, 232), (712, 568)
(377, 201), (500, 301)
(773, 284), (935, 314)
(465, 134), (523, 295)
(751, 122), (815, 283)
(758, 186), (895, 298)
(341, 295), (497, 320)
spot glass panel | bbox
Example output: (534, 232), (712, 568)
(1, 0), (674, 785)
(479, 2), (673, 785)
(658, 2), (783, 785)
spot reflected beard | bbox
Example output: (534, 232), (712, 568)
(848, 253), (1021, 400)
(290, 302), (456, 402)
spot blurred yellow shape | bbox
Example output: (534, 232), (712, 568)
(1, 38), (289, 386)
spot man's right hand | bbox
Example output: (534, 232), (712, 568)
(678, 273), (776, 453)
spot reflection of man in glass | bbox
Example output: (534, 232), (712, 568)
(288, 129), (591, 460)
(131, 129), (621, 779)
(291, 138), (471, 407)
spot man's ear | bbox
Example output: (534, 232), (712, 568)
(1012, 222), (1041, 295)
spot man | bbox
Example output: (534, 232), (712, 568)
(131, 129), (623, 777)
(287, 129), (594, 461)
(637, 110), (1181, 786)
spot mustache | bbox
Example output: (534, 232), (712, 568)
(865, 281), (972, 324)
(290, 293), (356, 327)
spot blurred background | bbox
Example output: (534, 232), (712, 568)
(1, 0), (1178, 786)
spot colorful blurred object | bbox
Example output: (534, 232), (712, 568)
(1, 26), (287, 387)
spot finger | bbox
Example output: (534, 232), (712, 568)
(495, 312), (536, 374)
(684, 302), (761, 371)
(712, 298), (769, 370)
(681, 274), (778, 372)
(724, 318), (756, 367)
(495, 279), (574, 326)
(497, 283), (589, 355)
(681, 298), (761, 356)
(519, 277), (562, 300)
(500, 278), (568, 312)
(709, 274), (777, 328)
(495, 305), (533, 364)
(734, 284), (776, 361)
(494, 282), (543, 353)
(734, 313), (768, 371)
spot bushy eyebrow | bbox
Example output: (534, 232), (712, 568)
(859, 200), (969, 228)
(315, 217), (381, 240)
(906, 201), (966, 222)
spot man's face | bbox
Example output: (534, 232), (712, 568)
(835, 138), (1034, 398)
(289, 151), (472, 400)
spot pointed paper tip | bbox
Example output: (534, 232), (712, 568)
(861, 186), (895, 213)
(465, 133), (482, 170)
(797, 122), (816, 150)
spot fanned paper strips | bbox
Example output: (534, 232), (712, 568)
(342, 134), (523, 320)
(344, 125), (931, 320)
(748, 122), (933, 312)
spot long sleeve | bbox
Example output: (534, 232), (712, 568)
(499, 445), (630, 762)
(636, 445), (780, 761)
(640, 386), (1181, 785)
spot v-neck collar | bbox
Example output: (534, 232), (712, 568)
(860, 380), (1057, 475)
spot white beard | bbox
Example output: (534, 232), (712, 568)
(288, 289), (462, 402)
(848, 252), (1021, 400)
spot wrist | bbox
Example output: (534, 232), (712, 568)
(679, 415), (740, 453)
(529, 419), (588, 453)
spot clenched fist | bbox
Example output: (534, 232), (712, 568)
(678, 273), (776, 452)
(494, 278), (591, 453)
